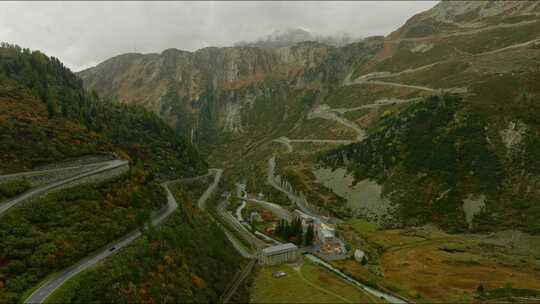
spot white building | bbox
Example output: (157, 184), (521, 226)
(259, 243), (299, 265)
(354, 249), (366, 263)
(294, 209), (317, 229)
(315, 222), (343, 254)
(316, 222), (336, 243)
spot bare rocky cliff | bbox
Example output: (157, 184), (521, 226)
(78, 39), (383, 149)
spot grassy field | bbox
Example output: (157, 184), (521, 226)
(250, 260), (377, 303)
(343, 219), (378, 234)
(335, 224), (540, 303)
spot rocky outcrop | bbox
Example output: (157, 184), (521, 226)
(78, 39), (383, 147)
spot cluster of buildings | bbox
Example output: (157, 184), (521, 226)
(258, 210), (347, 265)
(232, 185), (347, 265)
(293, 210), (345, 255)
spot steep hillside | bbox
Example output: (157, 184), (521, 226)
(0, 170), (166, 303)
(321, 93), (540, 233)
(46, 180), (248, 304)
(79, 1), (540, 234)
(0, 44), (248, 303)
(319, 0), (540, 233)
(78, 39), (383, 155)
(360, 0), (540, 73)
(0, 43), (206, 177)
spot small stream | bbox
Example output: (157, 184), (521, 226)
(304, 254), (407, 304)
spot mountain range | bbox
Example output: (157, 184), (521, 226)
(78, 0), (540, 233)
(2, 1), (540, 302)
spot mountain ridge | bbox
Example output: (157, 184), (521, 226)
(77, 1), (540, 234)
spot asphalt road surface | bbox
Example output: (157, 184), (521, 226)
(197, 168), (222, 210)
(24, 182), (178, 304)
(0, 160), (127, 217)
(216, 198), (267, 250)
(243, 197), (292, 221)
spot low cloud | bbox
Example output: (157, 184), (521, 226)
(0, 1), (437, 71)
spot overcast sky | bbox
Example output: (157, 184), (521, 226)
(0, 1), (437, 71)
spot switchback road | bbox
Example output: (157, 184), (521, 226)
(198, 168), (223, 210)
(0, 159), (128, 217)
(24, 181), (178, 304)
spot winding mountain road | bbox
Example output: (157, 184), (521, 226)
(342, 61), (471, 96)
(0, 161), (103, 182)
(216, 198), (267, 250)
(272, 137), (294, 153)
(197, 168), (223, 210)
(267, 102), (364, 224)
(273, 137), (353, 150)
(308, 105), (366, 141)
(288, 138), (353, 144)
(235, 200), (246, 222)
(24, 181), (178, 304)
(0, 159), (128, 217)
(243, 197), (292, 221)
(347, 78), (468, 94)
(475, 37), (540, 56)
(393, 19), (539, 43)
(331, 97), (423, 114)
(222, 229), (255, 259)
(351, 63), (440, 83)
(267, 156), (328, 222)
(347, 35), (540, 94)
(254, 23), (540, 304)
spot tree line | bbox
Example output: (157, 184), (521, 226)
(274, 217), (315, 246)
(0, 42), (206, 176)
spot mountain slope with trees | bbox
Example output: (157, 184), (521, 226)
(0, 44), (247, 303)
(78, 1), (540, 235)
(47, 182), (249, 304)
(320, 0), (540, 233)
(0, 43), (205, 177)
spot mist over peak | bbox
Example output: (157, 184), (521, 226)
(234, 27), (361, 48)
